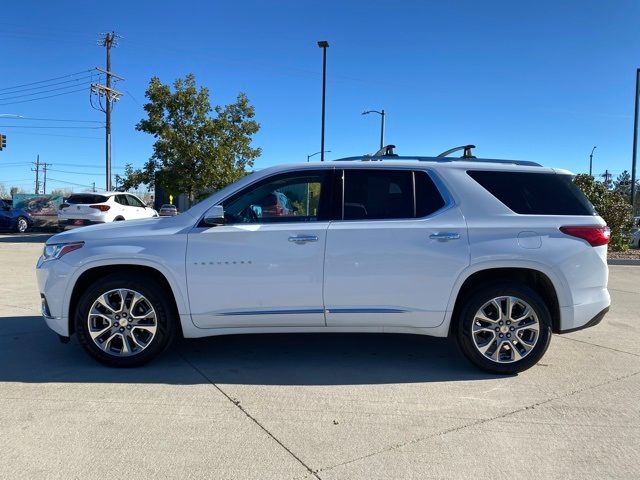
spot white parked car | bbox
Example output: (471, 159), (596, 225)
(58, 192), (158, 230)
(37, 152), (611, 373)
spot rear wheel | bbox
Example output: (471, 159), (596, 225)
(75, 273), (177, 367)
(455, 282), (552, 374)
(15, 216), (28, 233)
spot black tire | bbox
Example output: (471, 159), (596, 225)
(454, 282), (552, 374)
(74, 273), (177, 367)
(15, 216), (28, 233)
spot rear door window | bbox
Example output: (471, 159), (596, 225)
(341, 169), (446, 220)
(343, 170), (414, 220)
(126, 195), (145, 207)
(115, 195), (129, 206)
(467, 171), (596, 215)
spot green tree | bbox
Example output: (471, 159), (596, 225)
(122, 74), (261, 204)
(574, 174), (635, 251)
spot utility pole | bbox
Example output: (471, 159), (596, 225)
(317, 41), (329, 162)
(631, 68), (639, 215)
(32, 155), (40, 194)
(91, 32), (123, 191)
(42, 163), (50, 195)
(602, 169), (612, 188)
(589, 146), (596, 177)
(92, 182), (96, 193)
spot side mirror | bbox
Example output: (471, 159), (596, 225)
(203, 205), (225, 226)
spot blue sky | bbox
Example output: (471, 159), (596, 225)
(0, 0), (639, 193)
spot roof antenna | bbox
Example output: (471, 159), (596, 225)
(437, 144), (476, 159)
(373, 144), (397, 157)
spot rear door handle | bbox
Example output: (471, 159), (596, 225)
(429, 232), (460, 241)
(288, 235), (318, 244)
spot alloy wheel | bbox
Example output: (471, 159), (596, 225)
(17, 217), (27, 233)
(471, 296), (540, 363)
(87, 288), (158, 357)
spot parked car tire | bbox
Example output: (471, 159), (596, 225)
(15, 216), (29, 233)
(74, 273), (177, 367)
(455, 282), (552, 374)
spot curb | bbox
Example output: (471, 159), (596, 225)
(608, 259), (640, 266)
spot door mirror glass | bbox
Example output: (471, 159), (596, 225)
(203, 205), (225, 226)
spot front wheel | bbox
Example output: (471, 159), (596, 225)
(15, 216), (28, 233)
(455, 282), (552, 374)
(74, 273), (177, 367)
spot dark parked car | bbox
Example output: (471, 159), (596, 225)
(0, 199), (33, 233)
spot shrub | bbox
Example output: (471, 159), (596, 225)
(574, 174), (635, 252)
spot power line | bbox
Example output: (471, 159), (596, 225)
(0, 125), (103, 130)
(0, 125), (102, 129)
(0, 73), (101, 95)
(0, 69), (93, 92)
(2, 116), (103, 123)
(47, 177), (104, 190)
(0, 87), (88, 106)
(0, 80), (99, 100)
(51, 162), (126, 169)
(3, 131), (102, 139)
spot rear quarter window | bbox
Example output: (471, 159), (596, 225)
(467, 171), (596, 216)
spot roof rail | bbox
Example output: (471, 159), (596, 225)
(437, 144), (476, 159)
(333, 155), (542, 167)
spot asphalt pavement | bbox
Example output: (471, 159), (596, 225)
(0, 233), (638, 479)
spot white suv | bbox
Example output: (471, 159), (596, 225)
(58, 192), (158, 230)
(37, 154), (610, 373)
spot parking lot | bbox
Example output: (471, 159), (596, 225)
(0, 232), (638, 480)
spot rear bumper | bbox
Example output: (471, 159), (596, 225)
(558, 306), (609, 334)
(58, 219), (105, 229)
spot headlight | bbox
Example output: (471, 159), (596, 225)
(42, 242), (84, 261)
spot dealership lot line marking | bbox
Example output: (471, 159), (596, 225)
(178, 352), (323, 480)
(314, 369), (640, 475)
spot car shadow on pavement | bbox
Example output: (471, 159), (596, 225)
(0, 315), (500, 385)
(0, 233), (53, 243)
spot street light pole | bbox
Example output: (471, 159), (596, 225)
(317, 41), (329, 162)
(307, 150), (331, 162)
(589, 145), (597, 177)
(631, 68), (640, 215)
(362, 109), (386, 150)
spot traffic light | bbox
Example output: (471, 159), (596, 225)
(0, 134), (5, 150)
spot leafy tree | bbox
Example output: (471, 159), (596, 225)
(122, 74), (261, 204)
(574, 174), (635, 251)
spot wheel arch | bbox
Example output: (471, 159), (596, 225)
(447, 265), (563, 335)
(66, 263), (185, 337)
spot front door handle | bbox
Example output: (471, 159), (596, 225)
(429, 232), (460, 241)
(288, 235), (318, 244)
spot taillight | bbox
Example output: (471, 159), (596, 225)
(560, 225), (610, 247)
(90, 204), (110, 212)
(59, 203), (69, 210)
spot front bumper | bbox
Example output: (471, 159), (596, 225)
(36, 255), (73, 336)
